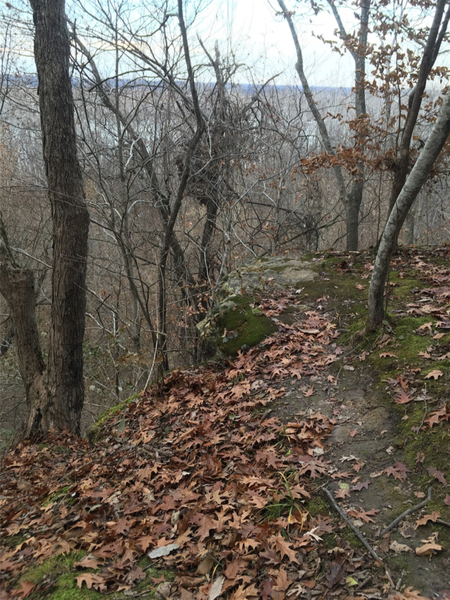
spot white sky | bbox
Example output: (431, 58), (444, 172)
(199, 0), (354, 87)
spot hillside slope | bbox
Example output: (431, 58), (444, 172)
(1, 248), (450, 600)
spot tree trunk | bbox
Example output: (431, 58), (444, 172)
(27, 0), (89, 435)
(367, 87), (450, 330)
(156, 0), (205, 370)
(388, 0), (450, 220)
(346, 180), (363, 251)
(277, 0), (369, 251)
(0, 266), (47, 433)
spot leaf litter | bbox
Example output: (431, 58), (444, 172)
(0, 292), (381, 599)
(3, 248), (450, 599)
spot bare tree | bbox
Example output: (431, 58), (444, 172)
(387, 0), (450, 220)
(368, 85), (450, 329)
(275, 0), (370, 251)
(0, 0), (89, 436)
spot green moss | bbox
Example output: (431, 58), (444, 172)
(86, 392), (141, 443)
(3, 534), (26, 548)
(15, 552), (173, 600)
(305, 496), (329, 517)
(42, 485), (73, 507)
(389, 274), (424, 301)
(342, 527), (364, 549)
(52, 445), (74, 455)
(216, 295), (277, 356)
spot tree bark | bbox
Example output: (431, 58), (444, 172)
(27, 0), (89, 435)
(367, 87), (450, 330)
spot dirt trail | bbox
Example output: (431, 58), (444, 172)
(274, 331), (450, 598)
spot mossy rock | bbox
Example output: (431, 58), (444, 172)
(222, 257), (316, 297)
(197, 257), (316, 358)
(216, 295), (277, 356)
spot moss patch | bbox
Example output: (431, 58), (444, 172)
(42, 485), (73, 508)
(215, 295), (277, 356)
(15, 553), (174, 600)
(86, 392), (141, 443)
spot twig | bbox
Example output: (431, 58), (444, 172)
(378, 487), (432, 538)
(322, 487), (380, 561)
(384, 567), (395, 589)
(436, 518), (450, 528)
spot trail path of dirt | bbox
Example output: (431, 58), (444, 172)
(273, 302), (450, 599)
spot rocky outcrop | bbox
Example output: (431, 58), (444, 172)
(197, 257), (316, 358)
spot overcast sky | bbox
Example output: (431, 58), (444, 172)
(199, 0), (354, 87)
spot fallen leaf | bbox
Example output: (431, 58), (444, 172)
(178, 576), (203, 589)
(425, 369), (443, 380)
(229, 583), (259, 599)
(209, 575), (226, 600)
(270, 534), (299, 563)
(76, 573), (108, 591)
(433, 332), (446, 339)
(415, 451), (425, 464)
(15, 581), (35, 599)
(384, 462), (410, 482)
(395, 391), (413, 404)
(415, 541), (442, 556)
(325, 560), (345, 589)
(197, 556), (215, 575)
(224, 559), (248, 579)
(417, 322), (433, 332)
(428, 466), (448, 486)
(179, 589), (195, 600)
(415, 511), (440, 529)
(390, 586), (430, 599)
(334, 487), (350, 499)
(348, 508), (378, 523)
(73, 554), (103, 569)
(350, 479), (371, 492)
(148, 543), (180, 559)
(390, 540), (412, 554)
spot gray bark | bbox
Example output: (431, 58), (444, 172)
(367, 88), (450, 330)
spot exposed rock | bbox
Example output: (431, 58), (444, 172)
(197, 257), (316, 358)
(221, 256), (316, 297)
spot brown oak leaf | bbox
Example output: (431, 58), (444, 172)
(415, 511), (441, 529)
(428, 466), (448, 486)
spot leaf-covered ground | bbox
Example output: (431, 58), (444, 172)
(2, 248), (450, 600)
